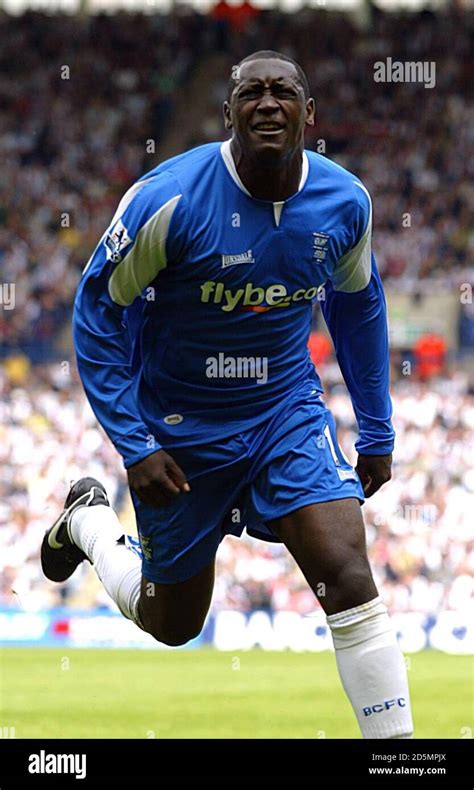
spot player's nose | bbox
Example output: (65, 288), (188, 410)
(255, 92), (280, 112)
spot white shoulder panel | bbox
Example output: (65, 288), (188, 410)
(332, 182), (372, 293)
(108, 194), (182, 306)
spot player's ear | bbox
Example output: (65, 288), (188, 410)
(305, 97), (316, 127)
(223, 101), (233, 130)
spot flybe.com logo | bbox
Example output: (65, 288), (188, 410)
(200, 280), (325, 313)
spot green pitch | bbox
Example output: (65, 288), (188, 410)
(1, 647), (471, 738)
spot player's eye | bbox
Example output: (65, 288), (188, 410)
(275, 86), (298, 98)
(239, 89), (261, 100)
(237, 84), (297, 101)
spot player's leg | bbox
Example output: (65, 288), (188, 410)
(245, 397), (413, 738)
(42, 435), (249, 646)
(268, 498), (414, 739)
(128, 435), (250, 643)
(268, 497), (377, 615)
(137, 563), (215, 646)
(72, 502), (215, 646)
(41, 477), (216, 646)
(71, 496), (215, 645)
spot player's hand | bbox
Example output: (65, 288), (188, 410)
(127, 450), (190, 507)
(355, 453), (392, 498)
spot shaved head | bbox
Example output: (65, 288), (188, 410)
(228, 50), (310, 101)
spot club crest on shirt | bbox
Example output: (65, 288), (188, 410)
(312, 232), (330, 263)
(104, 219), (132, 263)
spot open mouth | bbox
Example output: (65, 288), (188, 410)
(252, 122), (285, 135)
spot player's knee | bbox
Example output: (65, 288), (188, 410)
(344, 563), (373, 592)
(333, 558), (375, 607)
(145, 621), (203, 647)
(319, 553), (374, 607)
(159, 627), (201, 647)
(321, 552), (369, 588)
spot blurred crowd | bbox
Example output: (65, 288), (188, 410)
(0, 9), (473, 360)
(0, 11), (209, 358)
(0, 357), (128, 610)
(1, 359), (472, 616)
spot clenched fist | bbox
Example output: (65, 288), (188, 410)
(127, 450), (190, 507)
(355, 453), (392, 498)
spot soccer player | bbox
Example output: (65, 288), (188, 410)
(42, 51), (413, 739)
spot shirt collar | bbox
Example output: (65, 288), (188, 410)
(220, 138), (309, 200)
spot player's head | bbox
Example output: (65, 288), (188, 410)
(223, 51), (315, 165)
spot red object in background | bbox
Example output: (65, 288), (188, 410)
(53, 619), (70, 636)
(308, 331), (332, 367)
(413, 333), (447, 380)
(212, 1), (259, 31)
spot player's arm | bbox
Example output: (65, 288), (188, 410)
(321, 182), (394, 497)
(73, 176), (190, 504)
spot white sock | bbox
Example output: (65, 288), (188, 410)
(70, 505), (144, 629)
(327, 596), (414, 739)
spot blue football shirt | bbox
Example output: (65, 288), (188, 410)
(73, 141), (394, 468)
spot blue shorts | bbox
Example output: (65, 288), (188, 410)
(131, 394), (364, 584)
